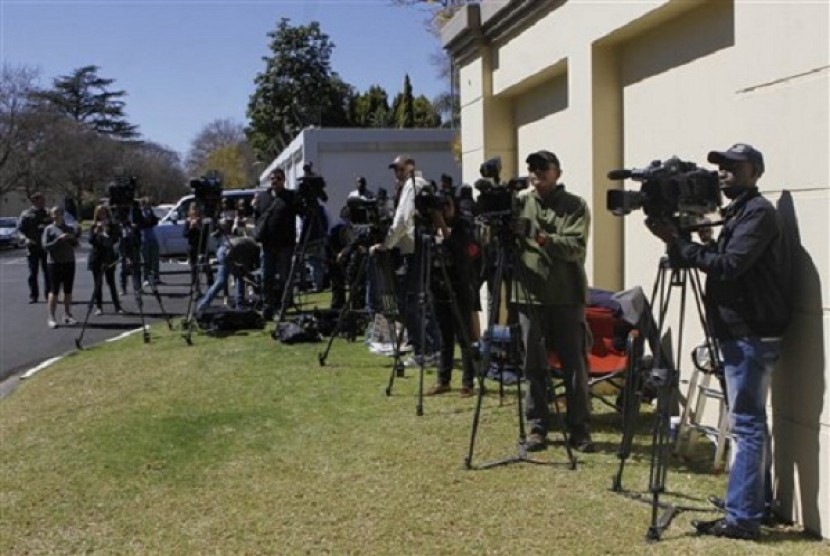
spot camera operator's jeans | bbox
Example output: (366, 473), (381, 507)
(519, 304), (591, 439)
(197, 244), (243, 311)
(721, 336), (780, 531)
(400, 253), (440, 356)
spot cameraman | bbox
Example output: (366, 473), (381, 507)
(647, 143), (792, 540)
(371, 155), (440, 366)
(254, 168), (299, 320)
(17, 192), (51, 303)
(513, 150), (593, 453)
(139, 197), (161, 286)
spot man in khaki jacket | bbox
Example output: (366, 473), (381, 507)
(511, 150), (593, 453)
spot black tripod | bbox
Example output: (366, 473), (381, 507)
(465, 222), (576, 470)
(386, 219), (479, 416)
(272, 199), (325, 334)
(612, 254), (721, 541)
(181, 204), (217, 345)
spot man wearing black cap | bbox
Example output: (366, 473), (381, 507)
(514, 150), (593, 453)
(371, 154), (440, 366)
(647, 143), (792, 540)
(18, 192), (52, 303)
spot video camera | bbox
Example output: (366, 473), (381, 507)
(190, 171), (223, 208)
(474, 157), (529, 219)
(413, 181), (452, 217)
(108, 176), (137, 207)
(298, 176), (328, 206)
(606, 156), (720, 228)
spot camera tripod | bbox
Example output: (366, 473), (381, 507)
(465, 222), (576, 470)
(181, 204), (218, 345)
(317, 248), (408, 382)
(611, 254), (722, 541)
(271, 199), (326, 335)
(384, 220), (479, 416)
(77, 212), (172, 348)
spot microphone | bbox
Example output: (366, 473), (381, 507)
(607, 169), (632, 180)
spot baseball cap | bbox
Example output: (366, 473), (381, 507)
(707, 143), (764, 175)
(356, 176), (367, 186)
(388, 154), (413, 169)
(526, 150), (561, 170)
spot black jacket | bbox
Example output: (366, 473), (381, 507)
(254, 188), (299, 249)
(670, 188), (793, 340)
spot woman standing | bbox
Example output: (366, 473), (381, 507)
(42, 206), (79, 328)
(88, 205), (124, 315)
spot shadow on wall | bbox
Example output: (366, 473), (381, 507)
(772, 190), (825, 537)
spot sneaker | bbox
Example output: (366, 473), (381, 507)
(94, 308), (103, 316)
(47, 318), (58, 329)
(708, 496), (783, 527)
(692, 517), (759, 540)
(404, 352), (439, 368)
(63, 315), (78, 326)
(526, 432), (547, 452)
(115, 306), (125, 314)
(426, 383), (451, 396)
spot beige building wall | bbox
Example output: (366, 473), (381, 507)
(444, 0), (829, 538)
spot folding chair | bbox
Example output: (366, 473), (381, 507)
(548, 305), (644, 413)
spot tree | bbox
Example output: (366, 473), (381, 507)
(391, 74), (415, 128)
(353, 85), (391, 128)
(390, 0), (474, 32)
(247, 18), (353, 161)
(118, 141), (187, 203)
(0, 63), (41, 197)
(413, 95), (441, 128)
(186, 118), (257, 188)
(33, 65), (139, 139)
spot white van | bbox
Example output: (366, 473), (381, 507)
(156, 188), (264, 257)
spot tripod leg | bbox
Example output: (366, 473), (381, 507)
(385, 321), (407, 396)
(74, 288), (98, 350)
(147, 279), (173, 330)
(318, 255), (368, 366)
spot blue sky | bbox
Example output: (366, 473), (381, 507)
(0, 0), (447, 158)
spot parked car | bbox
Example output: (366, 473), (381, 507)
(0, 216), (25, 249)
(153, 203), (174, 220)
(155, 188), (263, 257)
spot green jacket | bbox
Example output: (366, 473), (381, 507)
(510, 183), (589, 306)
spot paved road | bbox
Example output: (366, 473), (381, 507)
(0, 244), (197, 382)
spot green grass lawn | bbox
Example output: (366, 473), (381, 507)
(1, 323), (825, 554)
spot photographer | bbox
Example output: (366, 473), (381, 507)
(254, 168), (299, 320)
(513, 150), (593, 453)
(116, 201), (142, 297)
(371, 155), (440, 366)
(425, 195), (477, 397)
(17, 192), (51, 303)
(196, 218), (244, 312)
(348, 176), (374, 201)
(88, 205), (123, 315)
(647, 143), (792, 540)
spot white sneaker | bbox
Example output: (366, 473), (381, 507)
(403, 353), (439, 368)
(94, 308), (103, 316)
(47, 318), (58, 329)
(63, 315), (78, 326)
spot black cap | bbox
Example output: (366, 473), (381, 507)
(526, 150), (561, 170)
(356, 176), (367, 186)
(708, 143), (764, 175)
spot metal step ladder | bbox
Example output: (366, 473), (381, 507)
(675, 344), (730, 473)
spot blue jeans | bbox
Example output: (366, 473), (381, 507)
(722, 336), (780, 531)
(197, 245), (243, 311)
